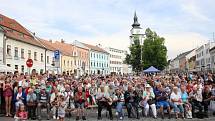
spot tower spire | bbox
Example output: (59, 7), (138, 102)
(132, 11), (140, 28)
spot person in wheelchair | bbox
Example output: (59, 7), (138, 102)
(112, 88), (124, 120)
(37, 86), (50, 120)
(124, 84), (140, 119)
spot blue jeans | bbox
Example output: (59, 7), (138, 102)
(116, 102), (124, 117)
(171, 103), (184, 113)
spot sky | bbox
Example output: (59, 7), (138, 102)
(0, 0), (214, 59)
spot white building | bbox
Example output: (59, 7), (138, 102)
(196, 42), (215, 71)
(0, 14), (55, 74)
(129, 12), (145, 46)
(105, 47), (131, 74)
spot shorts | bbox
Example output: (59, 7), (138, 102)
(156, 101), (169, 108)
(75, 102), (84, 109)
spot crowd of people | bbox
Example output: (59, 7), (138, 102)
(0, 70), (215, 121)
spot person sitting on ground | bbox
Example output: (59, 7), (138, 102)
(14, 104), (28, 121)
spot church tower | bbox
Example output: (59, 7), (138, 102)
(130, 12), (144, 45)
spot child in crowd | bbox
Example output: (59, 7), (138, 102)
(58, 95), (66, 121)
(14, 104), (28, 121)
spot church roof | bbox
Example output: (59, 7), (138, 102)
(132, 12), (141, 29)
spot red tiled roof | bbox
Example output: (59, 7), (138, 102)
(5, 30), (45, 48)
(37, 38), (57, 51)
(83, 43), (107, 53)
(0, 14), (32, 36)
(49, 41), (75, 56)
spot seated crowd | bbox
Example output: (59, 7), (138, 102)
(0, 71), (215, 121)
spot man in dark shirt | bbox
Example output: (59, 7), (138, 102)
(155, 84), (171, 119)
(124, 85), (140, 119)
(202, 85), (213, 118)
(37, 86), (50, 120)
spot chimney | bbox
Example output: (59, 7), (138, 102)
(49, 39), (52, 43)
(61, 39), (64, 43)
(33, 32), (35, 36)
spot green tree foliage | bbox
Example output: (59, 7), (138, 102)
(142, 28), (167, 70)
(125, 28), (167, 72)
(125, 36), (142, 72)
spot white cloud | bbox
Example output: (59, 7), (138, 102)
(164, 32), (208, 59)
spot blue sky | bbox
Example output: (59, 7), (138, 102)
(0, 0), (214, 59)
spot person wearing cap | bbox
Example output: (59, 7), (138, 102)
(26, 88), (37, 120)
(113, 88), (124, 120)
(142, 84), (157, 118)
(37, 85), (50, 120)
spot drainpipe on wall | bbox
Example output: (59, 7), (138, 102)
(3, 35), (6, 65)
(45, 49), (47, 73)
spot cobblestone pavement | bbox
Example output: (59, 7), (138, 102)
(0, 109), (215, 121)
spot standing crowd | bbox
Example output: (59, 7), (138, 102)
(0, 71), (215, 121)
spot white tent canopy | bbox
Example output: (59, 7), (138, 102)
(0, 64), (16, 72)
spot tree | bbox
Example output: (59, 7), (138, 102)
(125, 36), (142, 72)
(125, 28), (167, 72)
(142, 28), (167, 70)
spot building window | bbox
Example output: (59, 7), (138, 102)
(7, 45), (11, 56)
(34, 52), (37, 61)
(7, 64), (10, 67)
(47, 56), (50, 64)
(14, 47), (18, 57)
(63, 60), (65, 66)
(21, 65), (24, 73)
(15, 65), (18, 70)
(41, 53), (43, 62)
(67, 60), (69, 66)
(28, 50), (31, 59)
(91, 62), (93, 67)
(71, 61), (73, 67)
(21, 49), (24, 59)
(74, 60), (76, 65)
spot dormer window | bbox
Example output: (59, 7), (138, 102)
(0, 17), (3, 22)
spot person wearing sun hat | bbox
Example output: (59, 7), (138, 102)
(142, 83), (157, 118)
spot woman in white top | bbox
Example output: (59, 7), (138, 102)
(142, 84), (157, 118)
(170, 86), (184, 119)
(113, 88), (124, 120)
